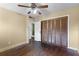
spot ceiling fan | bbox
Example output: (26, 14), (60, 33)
(18, 3), (48, 15)
(18, 3), (48, 9)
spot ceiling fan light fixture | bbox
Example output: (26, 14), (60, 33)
(27, 11), (31, 14)
(33, 8), (38, 14)
(38, 11), (42, 15)
(27, 8), (41, 15)
(18, 3), (48, 16)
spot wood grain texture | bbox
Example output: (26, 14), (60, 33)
(48, 20), (52, 44)
(0, 40), (79, 56)
(61, 16), (68, 47)
(41, 21), (48, 44)
(41, 16), (68, 48)
(56, 19), (61, 47)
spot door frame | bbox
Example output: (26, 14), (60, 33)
(41, 15), (69, 48)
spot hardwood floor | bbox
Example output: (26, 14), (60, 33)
(0, 40), (79, 56)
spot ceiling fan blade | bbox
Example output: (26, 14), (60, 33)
(37, 5), (48, 8)
(18, 5), (31, 8)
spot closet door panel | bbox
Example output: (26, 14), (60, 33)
(51, 20), (56, 45)
(41, 21), (44, 43)
(41, 21), (48, 44)
(48, 20), (52, 44)
(61, 17), (68, 47)
(41, 16), (68, 48)
(55, 19), (61, 46)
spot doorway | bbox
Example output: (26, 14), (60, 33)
(35, 21), (41, 41)
(31, 23), (35, 41)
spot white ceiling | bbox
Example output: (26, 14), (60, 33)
(0, 3), (79, 16)
(0, 3), (26, 15)
(48, 3), (79, 12)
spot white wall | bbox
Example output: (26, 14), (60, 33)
(27, 20), (33, 40)
(0, 7), (27, 52)
(35, 21), (41, 41)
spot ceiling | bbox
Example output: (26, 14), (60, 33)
(0, 3), (79, 16)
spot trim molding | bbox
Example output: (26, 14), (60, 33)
(68, 47), (79, 51)
(0, 42), (27, 53)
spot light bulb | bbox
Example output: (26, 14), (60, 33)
(33, 8), (38, 14)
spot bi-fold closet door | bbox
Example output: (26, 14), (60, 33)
(41, 16), (68, 48)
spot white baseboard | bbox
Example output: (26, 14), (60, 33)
(68, 47), (79, 51)
(0, 42), (27, 53)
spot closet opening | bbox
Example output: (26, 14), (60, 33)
(41, 16), (68, 48)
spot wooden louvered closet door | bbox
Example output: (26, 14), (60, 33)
(47, 20), (52, 44)
(61, 17), (68, 47)
(51, 20), (56, 45)
(41, 21), (48, 44)
(55, 18), (61, 47)
(41, 16), (68, 48)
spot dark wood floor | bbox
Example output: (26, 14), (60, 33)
(0, 40), (79, 56)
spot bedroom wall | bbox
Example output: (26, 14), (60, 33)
(0, 7), (28, 52)
(41, 7), (79, 51)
